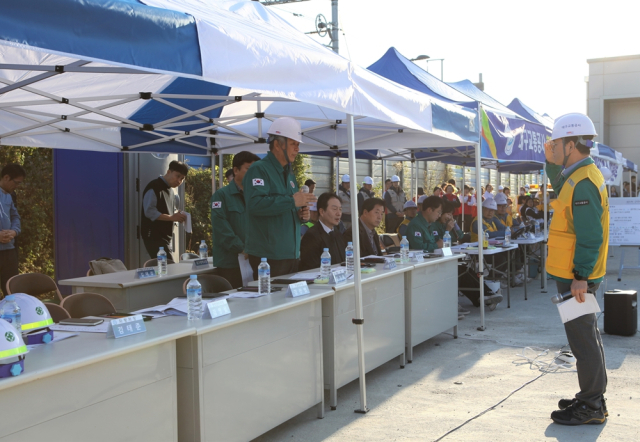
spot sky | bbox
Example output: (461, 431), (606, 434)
(267, 0), (640, 120)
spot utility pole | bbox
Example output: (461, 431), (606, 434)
(331, 0), (339, 53)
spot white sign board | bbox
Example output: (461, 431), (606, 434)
(609, 198), (640, 246)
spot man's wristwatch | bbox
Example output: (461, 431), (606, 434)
(573, 269), (586, 281)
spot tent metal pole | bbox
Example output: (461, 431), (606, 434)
(211, 151), (216, 194)
(335, 155), (340, 192)
(476, 106), (485, 331)
(218, 154), (224, 188)
(542, 168), (548, 293)
(382, 160), (387, 195)
(347, 113), (368, 414)
(461, 163), (466, 230)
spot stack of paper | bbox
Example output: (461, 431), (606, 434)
(133, 297), (191, 317)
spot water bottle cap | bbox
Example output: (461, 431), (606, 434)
(323, 248), (329, 252)
(190, 275), (197, 279)
(348, 242), (352, 246)
(261, 257), (267, 262)
(402, 236), (406, 239)
(201, 240), (205, 244)
(159, 247), (164, 250)
(4, 295), (15, 301)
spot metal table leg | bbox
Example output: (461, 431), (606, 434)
(524, 243), (528, 301)
(507, 249), (511, 308)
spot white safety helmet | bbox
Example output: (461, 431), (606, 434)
(497, 185), (504, 191)
(403, 201), (417, 210)
(551, 113), (597, 141)
(0, 319), (27, 377)
(363, 176), (374, 185)
(267, 117), (302, 143)
(341, 174), (350, 183)
(482, 198), (498, 210)
(417, 195), (427, 204)
(494, 193), (508, 205)
(1, 294), (55, 345)
(391, 175), (400, 182)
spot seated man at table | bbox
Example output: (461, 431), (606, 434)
(470, 198), (506, 242)
(433, 199), (469, 244)
(344, 197), (385, 257)
(300, 193), (346, 270)
(406, 196), (444, 253)
(396, 200), (418, 238)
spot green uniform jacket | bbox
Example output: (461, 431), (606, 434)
(546, 157), (604, 284)
(433, 220), (464, 243)
(406, 212), (439, 252)
(210, 180), (246, 269)
(243, 152), (301, 260)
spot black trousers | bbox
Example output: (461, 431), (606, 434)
(143, 237), (174, 262)
(248, 255), (299, 280)
(0, 248), (19, 297)
(213, 267), (243, 289)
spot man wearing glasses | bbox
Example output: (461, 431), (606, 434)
(406, 195), (444, 252)
(0, 163), (24, 297)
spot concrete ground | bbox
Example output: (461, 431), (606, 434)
(254, 246), (640, 442)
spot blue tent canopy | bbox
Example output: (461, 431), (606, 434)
(507, 98), (554, 129)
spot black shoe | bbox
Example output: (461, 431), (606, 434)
(558, 397), (608, 417)
(551, 400), (606, 425)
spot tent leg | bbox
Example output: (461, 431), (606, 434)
(476, 106), (485, 332)
(542, 168), (548, 293)
(211, 151), (217, 194)
(218, 154), (224, 188)
(347, 113), (369, 414)
(461, 164), (466, 230)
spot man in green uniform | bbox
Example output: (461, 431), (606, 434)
(432, 199), (467, 243)
(406, 196), (444, 252)
(544, 113), (609, 426)
(210, 151), (260, 288)
(243, 117), (317, 278)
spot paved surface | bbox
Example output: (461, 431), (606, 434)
(254, 246), (640, 442)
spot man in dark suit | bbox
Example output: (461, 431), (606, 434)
(344, 197), (385, 257)
(300, 193), (346, 270)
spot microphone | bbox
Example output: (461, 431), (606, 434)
(551, 291), (572, 304)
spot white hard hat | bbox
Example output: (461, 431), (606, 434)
(551, 113), (597, 141)
(483, 198), (497, 210)
(524, 184), (530, 189)
(0, 319), (27, 377)
(363, 176), (374, 185)
(267, 117), (302, 143)
(391, 175), (400, 182)
(0, 294), (55, 345)
(403, 201), (417, 210)
(498, 185), (504, 190)
(341, 174), (350, 183)
(494, 193), (508, 205)
(417, 195), (427, 204)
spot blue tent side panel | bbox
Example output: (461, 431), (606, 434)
(54, 149), (124, 294)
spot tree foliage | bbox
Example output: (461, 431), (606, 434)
(0, 147), (54, 277)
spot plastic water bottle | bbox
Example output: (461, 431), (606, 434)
(483, 231), (489, 249)
(199, 240), (208, 259)
(157, 247), (167, 276)
(443, 231), (452, 248)
(186, 275), (203, 320)
(0, 295), (22, 333)
(400, 236), (409, 263)
(258, 258), (271, 295)
(504, 226), (511, 246)
(535, 221), (541, 238)
(345, 242), (354, 274)
(320, 248), (332, 280)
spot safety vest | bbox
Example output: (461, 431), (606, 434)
(546, 163), (609, 280)
(387, 188), (405, 212)
(470, 216), (497, 243)
(396, 218), (411, 234)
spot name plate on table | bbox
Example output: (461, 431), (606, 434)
(135, 268), (157, 279)
(192, 258), (210, 270)
(442, 247), (453, 257)
(107, 315), (146, 339)
(286, 281), (310, 298)
(206, 299), (231, 319)
(329, 269), (348, 285)
(384, 257), (398, 269)
(408, 252), (424, 263)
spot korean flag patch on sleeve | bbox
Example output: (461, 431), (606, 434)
(414, 231), (422, 237)
(252, 178), (265, 186)
(212, 201), (222, 209)
(433, 231), (439, 236)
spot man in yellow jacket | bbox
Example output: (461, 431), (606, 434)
(544, 113), (609, 426)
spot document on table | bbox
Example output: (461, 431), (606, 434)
(181, 211), (192, 233)
(288, 272), (321, 280)
(238, 253), (254, 286)
(133, 297), (189, 317)
(26, 331), (78, 350)
(556, 293), (601, 324)
(228, 291), (266, 299)
(50, 322), (111, 333)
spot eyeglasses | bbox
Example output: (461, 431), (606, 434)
(11, 179), (24, 186)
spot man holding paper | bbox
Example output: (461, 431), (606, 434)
(544, 113), (609, 426)
(210, 151), (260, 288)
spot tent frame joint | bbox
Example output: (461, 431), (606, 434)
(139, 92), (152, 100)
